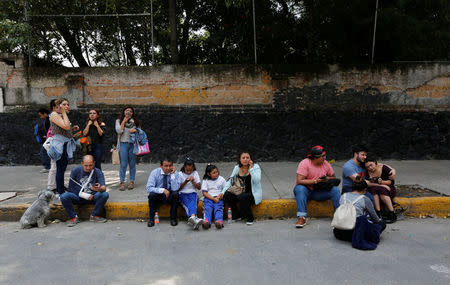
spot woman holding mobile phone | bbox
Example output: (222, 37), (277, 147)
(82, 109), (105, 170)
(115, 106), (140, 191)
(49, 98), (78, 196)
(221, 151), (262, 225)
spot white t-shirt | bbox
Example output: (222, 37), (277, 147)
(178, 171), (201, 194)
(201, 176), (226, 197)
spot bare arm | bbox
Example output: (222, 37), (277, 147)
(202, 191), (219, 203)
(296, 174), (326, 186)
(83, 121), (92, 136)
(50, 112), (71, 130)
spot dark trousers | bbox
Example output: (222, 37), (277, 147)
(88, 143), (103, 170)
(40, 145), (51, 169)
(148, 191), (179, 221)
(223, 191), (255, 220)
(55, 143), (68, 194)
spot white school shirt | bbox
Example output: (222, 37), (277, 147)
(178, 171), (201, 194)
(201, 176), (226, 197)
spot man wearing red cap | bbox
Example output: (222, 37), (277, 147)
(293, 146), (341, 228)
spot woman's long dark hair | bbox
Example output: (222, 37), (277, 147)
(119, 106), (140, 127)
(86, 109), (103, 125)
(203, 164), (218, 180)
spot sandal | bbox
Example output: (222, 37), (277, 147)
(128, 181), (134, 190)
(119, 182), (125, 191)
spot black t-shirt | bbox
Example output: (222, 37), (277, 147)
(237, 173), (252, 193)
(86, 124), (105, 145)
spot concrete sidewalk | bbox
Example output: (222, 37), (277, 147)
(1, 160), (449, 220)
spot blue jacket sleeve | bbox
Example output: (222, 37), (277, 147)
(249, 164), (262, 205)
(95, 168), (106, 186)
(146, 170), (160, 194)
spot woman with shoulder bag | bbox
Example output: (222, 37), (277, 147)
(48, 98), (78, 196)
(220, 151), (262, 225)
(115, 106), (140, 191)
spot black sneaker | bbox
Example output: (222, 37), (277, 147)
(246, 218), (254, 225)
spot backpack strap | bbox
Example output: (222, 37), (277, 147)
(351, 194), (365, 205)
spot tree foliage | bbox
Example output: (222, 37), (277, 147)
(0, 0), (448, 66)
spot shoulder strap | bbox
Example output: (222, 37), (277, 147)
(351, 195), (365, 205)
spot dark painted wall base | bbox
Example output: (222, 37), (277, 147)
(1, 108), (448, 165)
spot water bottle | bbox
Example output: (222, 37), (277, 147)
(227, 208), (232, 224)
(154, 212), (160, 231)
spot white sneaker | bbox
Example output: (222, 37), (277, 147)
(193, 217), (204, 230)
(40, 168), (49, 173)
(188, 216), (195, 225)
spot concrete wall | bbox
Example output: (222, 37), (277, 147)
(0, 58), (448, 111)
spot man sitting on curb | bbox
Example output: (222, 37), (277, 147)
(60, 155), (109, 227)
(146, 158), (180, 227)
(293, 146), (341, 228)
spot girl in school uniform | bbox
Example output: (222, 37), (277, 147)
(201, 164), (226, 229)
(178, 158), (203, 230)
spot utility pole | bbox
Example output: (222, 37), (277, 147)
(371, 0), (379, 65)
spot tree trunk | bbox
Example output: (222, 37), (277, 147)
(54, 20), (89, 67)
(168, 0), (179, 64)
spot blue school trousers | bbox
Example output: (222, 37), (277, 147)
(180, 192), (198, 217)
(203, 197), (224, 223)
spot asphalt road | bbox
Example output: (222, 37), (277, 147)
(0, 218), (449, 285)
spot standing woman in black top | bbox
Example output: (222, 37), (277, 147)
(82, 109), (105, 170)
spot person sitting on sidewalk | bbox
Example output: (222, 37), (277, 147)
(342, 144), (396, 204)
(333, 176), (386, 249)
(365, 155), (397, 223)
(60, 155), (109, 227)
(146, 158), (180, 227)
(293, 146), (341, 228)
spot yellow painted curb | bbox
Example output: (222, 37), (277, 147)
(1, 197), (449, 221)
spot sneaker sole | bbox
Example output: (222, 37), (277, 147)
(193, 220), (203, 230)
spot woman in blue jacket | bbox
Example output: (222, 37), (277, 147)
(220, 151), (262, 225)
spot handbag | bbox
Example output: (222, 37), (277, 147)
(136, 141), (150, 156)
(331, 193), (364, 230)
(313, 178), (341, 191)
(226, 176), (245, 195)
(43, 136), (53, 152)
(112, 135), (120, 165)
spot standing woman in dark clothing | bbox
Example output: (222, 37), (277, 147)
(82, 109), (105, 170)
(221, 151), (262, 225)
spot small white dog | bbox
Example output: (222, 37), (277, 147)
(19, 189), (54, 229)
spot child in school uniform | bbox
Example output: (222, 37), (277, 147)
(178, 158), (203, 230)
(201, 164), (226, 229)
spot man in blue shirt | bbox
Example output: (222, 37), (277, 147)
(60, 155), (109, 227)
(146, 158), (180, 227)
(342, 145), (369, 193)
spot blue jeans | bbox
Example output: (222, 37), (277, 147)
(55, 143), (68, 194)
(293, 185), (341, 218)
(60, 191), (109, 219)
(90, 143), (103, 170)
(40, 145), (51, 169)
(119, 142), (136, 182)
